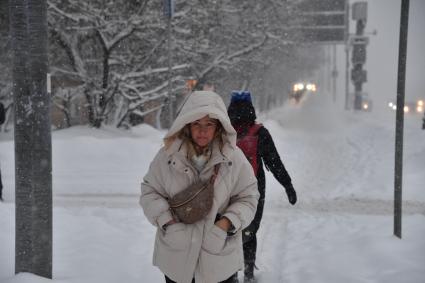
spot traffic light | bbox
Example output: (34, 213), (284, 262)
(350, 36), (368, 65)
(351, 65), (367, 83)
(352, 44), (366, 64)
(349, 2), (369, 111)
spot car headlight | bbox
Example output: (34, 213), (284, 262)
(305, 84), (317, 92)
(293, 83), (303, 91)
(404, 106), (409, 113)
(417, 106), (423, 113)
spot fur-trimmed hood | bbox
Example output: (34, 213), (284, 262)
(164, 91), (237, 155)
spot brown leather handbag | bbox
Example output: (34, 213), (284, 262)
(169, 165), (220, 224)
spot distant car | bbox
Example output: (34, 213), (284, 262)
(289, 82), (317, 103)
(361, 97), (373, 111)
(388, 99), (424, 115)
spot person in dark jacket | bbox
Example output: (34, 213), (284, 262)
(227, 91), (297, 282)
(0, 102), (4, 201)
(0, 168), (3, 201)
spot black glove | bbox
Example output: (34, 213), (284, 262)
(285, 184), (297, 205)
(242, 229), (255, 244)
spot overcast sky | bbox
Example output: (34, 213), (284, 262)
(364, 0), (425, 103)
(332, 0), (424, 110)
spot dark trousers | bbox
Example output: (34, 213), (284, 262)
(243, 233), (257, 278)
(165, 273), (238, 283)
(242, 198), (264, 278)
(0, 169), (3, 200)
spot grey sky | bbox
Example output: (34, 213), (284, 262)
(366, 0), (425, 104)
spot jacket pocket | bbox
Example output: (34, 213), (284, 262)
(159, 223), (189, 250)
(202, 225), (228, 254)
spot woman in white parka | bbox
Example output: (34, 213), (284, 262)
(140, 91), (259, 283)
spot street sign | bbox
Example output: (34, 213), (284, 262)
(350, 35), (369, 45)
(297, 12), (345, 26)
(292, 0), (348, 44)
(297, 28), (346, 43)
(298, 0), (346, 11)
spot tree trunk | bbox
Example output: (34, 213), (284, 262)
(10, 0), (52, 278)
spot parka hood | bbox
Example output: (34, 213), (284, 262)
(164, 91), (237, 153)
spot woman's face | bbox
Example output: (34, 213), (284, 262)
(190, 116), (218, 148)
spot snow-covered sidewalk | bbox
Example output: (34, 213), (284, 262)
(1, 94), (424, 283)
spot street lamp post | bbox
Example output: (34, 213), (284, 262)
(10, 0), (52, 278)
(394, 0), (410, 239)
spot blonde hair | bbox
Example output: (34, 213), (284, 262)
(163, 120), (225, 155)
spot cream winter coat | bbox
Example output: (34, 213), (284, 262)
(140, 91), (259, 283)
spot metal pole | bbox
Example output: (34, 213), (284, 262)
(167, 15), (173, 127)
(326, 46), (331, 94)
(332, 44), (337, 103)
(394, 0), (410, 239)
(10, 0), (52, 277)
(344, 0), (350, 110)
(345, 45), (350, 109)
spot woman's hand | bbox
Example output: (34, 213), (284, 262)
(215, 216), (232, 232)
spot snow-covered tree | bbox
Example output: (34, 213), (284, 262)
(0, 1), (13, 131)
(47, 0), (154, 127)
(42, 0), (322, 128)
(170, 0), (321, 109)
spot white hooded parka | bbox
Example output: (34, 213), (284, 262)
(140, 91), (259, 283)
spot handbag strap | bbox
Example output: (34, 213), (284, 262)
(170, 164), (221, 208)
(209, 164), (220, 184)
